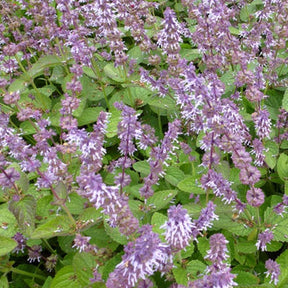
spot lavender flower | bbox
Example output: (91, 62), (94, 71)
(27, 245), (42, 263)
(72, 234), (92, 253)
(106, 225), (172, 288)
(193, 201), (219, 236)
(140, 119), (181, 198)
(77, 172), (139, 236)
(256, 229), (274, 251)
(201, 170), (238, 204)
(115, 102), (142, 156)
(188, 233), (237, 288)
(265, 259), (280, 285)
(161, 205), (195, 251)
(246, 187), (265, 207)
(252, 109), (271, 140)
(239, 165), (261, 186)
(0, 167), (20, 189)
(12, 232), (27, 254)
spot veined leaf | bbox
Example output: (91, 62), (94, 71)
(50, 266), (81, 288)
(146, 190), (178, 211)
(30, 215), (73, 239)
(8, 195), (36, 236)
(0, 236), (17, 256)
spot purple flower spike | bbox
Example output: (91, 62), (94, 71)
(161, 205), (195, 250)
(106, 225), (172, 288)
(256, 229), (274, 251)
(265, 259), (280, 285)
(72, 234), (92, 253)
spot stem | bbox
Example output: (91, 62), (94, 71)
(158, 111), (163, 138)
(41, 238), (56, 254)
(9, 267), (46, 281)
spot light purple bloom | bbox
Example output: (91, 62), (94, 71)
(246, 187), (265, 207)
(252, 109), (271, 140)
(256, 229), (274, 251)
(161, 205), (195, 250)
(106, 225), (172, 288)
(72, 234), (92, 253)
(265, 259), (280, 285)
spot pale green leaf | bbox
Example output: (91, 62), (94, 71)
(30, 215), (73, 239)
(147, 190), (178, 211)
(177, 176), (205, 194)
(277, 153), (288, 181)
(0, 236), (17, 256)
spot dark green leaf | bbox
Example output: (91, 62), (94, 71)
(8, 195), (36, 236)
(50, 265), (81, 288)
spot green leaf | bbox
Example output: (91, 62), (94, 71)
(8, 78), (28, 93)
(101, 253), (123, 281)
(236, 240), (257, 254)
(106, 106), (121, 138)
(165, 166), (186, 186)
(266, 241), (283, 252)
(151, 212), (167, 237)
(50, 266), (81, 288)
(240, 4), (256, 22)
(148, 96), (176, 116)
(197, 237), (209, 258)
(0, 203), (17, 237)
(282, 89), (288, 112)
(177, 176), (205, 194)
(173, 265), (188, 286)
(234, 271), (260, 285)
(277, 249), (288, 288)
(264, 140), (279, 169)
(30, 215), (73, 239)
(73, 252), (98, 286)
(128, 46), (144, 64)
(77, 106), (104, 126)
(87, 85), (114, 102)
(277, 153), (288, 181)
(147, 190), (178, 211)
(0, 236), (17, 256)
(8, 195), (36, 236)
(104, 63), (125, 83)
(103, 220), (128, 245)
(0, 275), (9, 288)
(36, 195), (55, 219)
(58, 236), (75, 254)
(66, 192), (86, 215)
(186, 260), (206, 277)
(28, 55), (69, 79)
(43, 276), (53, 288)
(133, 161), (150, 176)
(20, 89), (52, 110)
(180, 48), (201, 61)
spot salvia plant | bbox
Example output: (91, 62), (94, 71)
(0, 0), (288, 287)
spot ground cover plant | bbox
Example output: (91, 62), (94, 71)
(0, 0), (288, 287)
